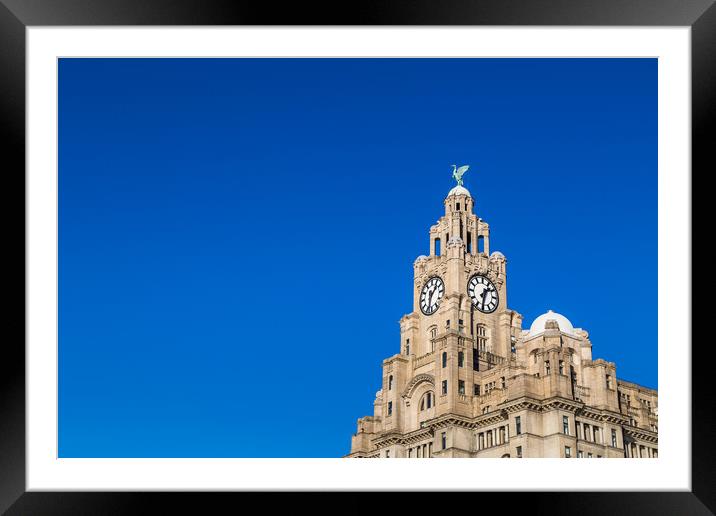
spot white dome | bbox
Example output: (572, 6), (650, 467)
(490, 251), (505, 259)
(415, 255), (428, 262)
(447, 185), (471, 197)
(528, 310), (576, 336)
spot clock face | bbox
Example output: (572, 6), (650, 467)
(419, 277), (445, 315)
(468, 275), (499, 313)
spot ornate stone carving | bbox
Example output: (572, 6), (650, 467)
(401, 374), (435, 402)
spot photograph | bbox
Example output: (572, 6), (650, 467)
(2, 4), (710, 510)
(57, 57), (657, 460)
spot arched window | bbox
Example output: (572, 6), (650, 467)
(419, 391), (434, 411)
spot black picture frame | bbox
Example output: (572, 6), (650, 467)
(1, 1), (711, 513)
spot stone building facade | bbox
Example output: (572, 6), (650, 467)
(347, 181), (658, 459)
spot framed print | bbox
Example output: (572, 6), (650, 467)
(2, 0), (713, 513)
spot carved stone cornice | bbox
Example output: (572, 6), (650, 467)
(501, 397), (543, 414)
(365, 396), (652, 453)
(429, 414), (475, 430)
(371, 427), (435, 448)
(474, 408), (510, 427)
(575, 406), (628, 425)
(623, 426), (659, 444)
(401, 426), (435, 445)
(371, 432), (403, 447)
(542, 397), (583, 412)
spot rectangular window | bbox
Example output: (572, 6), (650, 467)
(442, 352), (447, 368)
(442, 380), (447, 395)
(458, 380), (465, 395)
(559, 360), (564, 375)
(515, 416), (522, 435)
(477, 325), (487, 351)
(478, 433), (485, 450)
(441, 432), (447, 450)
(386, 450), (390, 458)
(563, 416), (569, 435)
(565, 446), (571, 458)
(387, 401), (392, 416)
(516, 446), (522, 458)
(458, 351), (464, 367)
(545, 360), (551, 375)
(473, 349), (480, 370)
(501, 376), (506, 389)
(588, 452), (593, 458)
(474, 384), (480, 396)
(606, 374), (612, 389)
(611, 429), (618, 448)
(426, 392), (432, 408)
(594, 427), (601, 444)
(388, 375), (393, 390)
(577, 450), (584, 458)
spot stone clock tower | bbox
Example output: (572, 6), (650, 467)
(346, 168), (658, 459)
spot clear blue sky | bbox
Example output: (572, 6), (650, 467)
(58, 58), (657, 458)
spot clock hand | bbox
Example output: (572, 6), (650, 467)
(481, 288), (489, 305)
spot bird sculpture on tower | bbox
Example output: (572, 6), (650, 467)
(451, 164), (470, 186)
